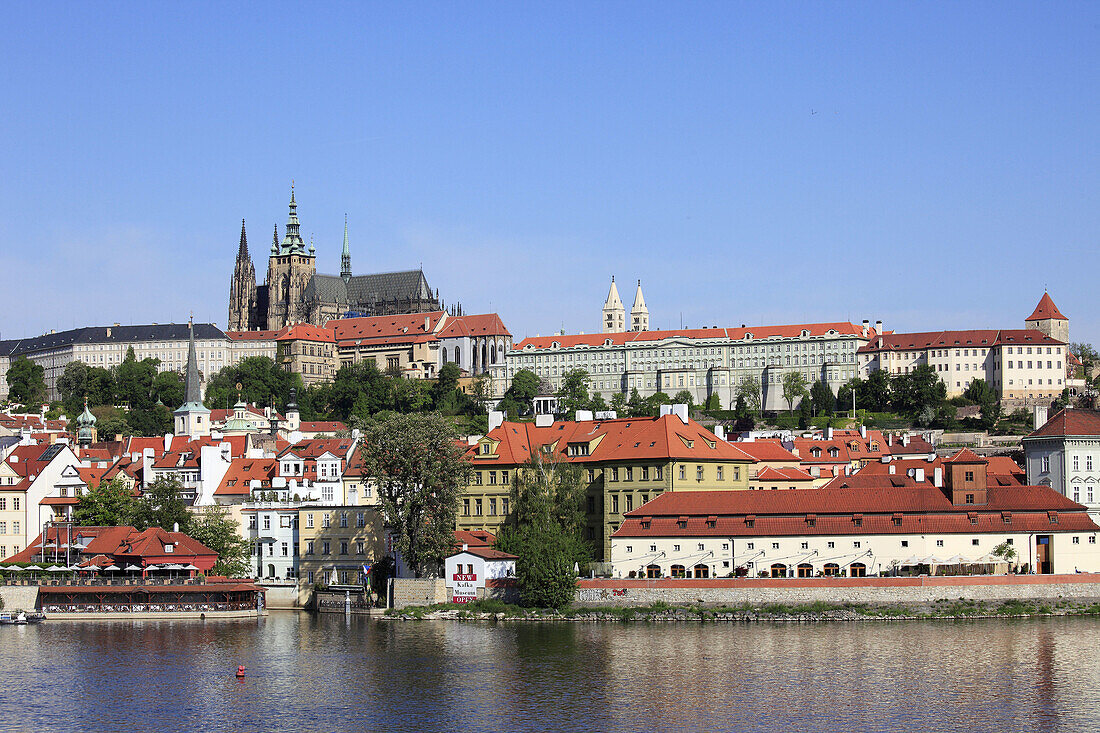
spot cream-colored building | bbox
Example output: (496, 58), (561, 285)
(275, 324), (337, 386)
(298, 505), (385, 587)
(612, 451), (1100, 578)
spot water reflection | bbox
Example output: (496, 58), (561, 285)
(0, 615), (1098, 732)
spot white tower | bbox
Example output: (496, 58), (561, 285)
(631, 280), (649, 332)
(602, 276), (626, 333)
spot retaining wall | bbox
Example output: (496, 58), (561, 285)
(392, 579), (448, 609)
(574, 574), (1100, 607)
(0, 586), (39, 611)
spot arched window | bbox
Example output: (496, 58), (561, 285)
(823, 563), (841, 576)
(441, 348), (448, 363)
(692, 564), (710, 579)
(646, 564), (661, 579)
(797, 563), (814, 578)
(670, 564), (686, 578)
(455, 347), (461, 364)
(482, 343), (488, 369)
(849, 562), (867, 578)
(491, 345), (497, 364)
(770, 563), (787, 578)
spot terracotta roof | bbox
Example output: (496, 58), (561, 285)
(943, 448), (987, 464)
(754, 466), (815, 482)
(453, 530), (496, 549)
(332, 311), (446, 346)
(467, 415), (755, 466)
(438, 313), (511, 339)
(1028, 408), (1100, 439)
(1026, 293), (1067, 321)
(456, 547), (517, 561)
(215, 458), (279, 496)
(275, 324), (335, 343)
(615, 485), (1095, 539)
(860, 329), (1064, 352)
(514, 322), (875, 351)
(730, 440), (799, 462)
(298, 421), (346, 433)
(281, 439), (355, 460)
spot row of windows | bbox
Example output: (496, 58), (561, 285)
(303, 540), (368, 555)
(462, 497), (511, 517)
(472, 470), (510, 486)
(0, 497), (18, 510)
(626, 536), (1097, 555)
(0, 521), (19, 534)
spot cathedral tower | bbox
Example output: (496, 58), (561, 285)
(265, 184), (317, 329)
(228, 220), (259, 331)
(602, 276), (626, 333)
(631, 280), (649, 332)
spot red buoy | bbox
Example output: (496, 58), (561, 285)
(236, 665), (246, 679)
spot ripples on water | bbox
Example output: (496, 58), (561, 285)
(1, 614), (1098, 732)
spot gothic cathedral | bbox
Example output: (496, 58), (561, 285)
(229, 187), (449, 331)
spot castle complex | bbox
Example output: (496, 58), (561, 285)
(228, 187), (446, 331)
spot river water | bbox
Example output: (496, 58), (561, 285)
(1, 613), (1099, 732)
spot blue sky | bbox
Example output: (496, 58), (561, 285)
(2, 2), (1097, 345)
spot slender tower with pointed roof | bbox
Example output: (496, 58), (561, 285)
(341, 214), (352, 283)
(602, 276), (626, 333)
(228, 220), (259, 331)
(265, 184), (317, 329)
(1025, 292), (1069, 344)
(174, 318), (211, 438)
(631, 279), (649, 332)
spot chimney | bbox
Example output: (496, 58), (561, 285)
(825, 426), (833, 440)
(902, 434), (910, 447)
(714, 425), (725, 441)
(1033, 405), (1049, 430)
(860, 425), (867, 439)
(671, 404), (689, 424)
(164, 433), (173, 453)
(425, 316), (431, 331)
(875, 320), (883, 334)
(462, 543), (469, 552)
(914, 467), (925, 483)
(575, 410), (594, 422)
(888, 433), (893, 446)
(173, 522), (179, 533)
(862, 320), (869, 337)
(933, 466), (943, 488)
(488, 410), (504, 432)
(888, 464), (895, 475)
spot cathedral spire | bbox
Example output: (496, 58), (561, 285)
(271, 224), (279, 255)
(184, 317), (202, 405)
(238, 219), (249, 259)
(280, 183), (305, 254)
(341, 213), (352, 283)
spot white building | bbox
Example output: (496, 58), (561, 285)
(1024, 408), (1100, 522)
(612, 450), (1100, 578)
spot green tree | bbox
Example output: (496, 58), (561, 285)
(672, 390), (695, 409)
(359, 413), (470, 577)
(133, 475), (192, 532)
(73, 478), (139, 527)
(781, 372), (808, 412)
(114, 347), (159, 410)
(864, 370), (892, 412)
(609, 392), (627, 414)
(204, 356), (301, 413)
(735, 377), (761, 415)
(702, 393), (721, 411)
(626, 387), (648, 417)
(836, 377), (861, 414)
(58, 361), (90, 415)
(589, 392), (608, 413)
(891, 365), (947, 418)
(189, 505), (252, 577)
(432, 362), (463, 413)
(504, 369), (540, 416)
(991, 540), (1018, 572)
(495, 454), (589, 608)
(556, 369), (592, 419)
(809, 380), (835, 416)
(151, 370), (186, 410)
(963, 378), (999, 429)
(6, 356), (46, 406)
(644, 390), (672, 416)
(93, 405), (131, 440)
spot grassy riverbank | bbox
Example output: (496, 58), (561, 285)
(385, 597), (1100, 622)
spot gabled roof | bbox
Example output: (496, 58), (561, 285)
(1027, 293), (1067, 321)
(331, 311), (446, 346)
(453, 529), (496, 549)
(275, 324), (335, 343)
(298, 421), (347, 434)
(215, 458), (279, 495)
(1028, 408), (1100, 439)
(730, 440), (800, 462)
(753, 466), (815, 482)
(860, 329), (1064, 352)
(943, 448), (987, 464)
(438, 313), (511, 339)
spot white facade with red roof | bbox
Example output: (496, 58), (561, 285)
(0, 443), (81, 561)
(494, 320), (878, 411)
(858, 295), (1069, 404)
(612, 451), (1100, 579)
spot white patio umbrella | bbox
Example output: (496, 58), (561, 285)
(82, 564), (100, 571)
(103, 564), (120, 571)
(46, 565), (66, 572)
(23, 565), (43, 571)
(124, 565), (142, 572)
(182, 564), (199, 571)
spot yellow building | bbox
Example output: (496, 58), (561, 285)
(459, 412), (757, 562)
(297, 505), (385, 587)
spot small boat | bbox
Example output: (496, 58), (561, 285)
(0, 611), (27, 625)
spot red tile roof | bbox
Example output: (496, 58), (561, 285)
(467, 415), (755, 466)
(298, 421), (347, 434)
(514, 322), (875, 351)
(275, 324), (335, 342)
(943, 448), (986, 464)
(1026, 293), (1067, 321)
(438, 313), (511, 339)
(1028, 408), (1100, 439)
(453, 530), (496, 549)
(860, 329), (1064, 352)
(730, 440), (799, 462)
(225, 330), (280, 341)
(614, 485), (1095, 539)
(5, 525), (216, 569)
(215, 458), (279, 496)
(332, 311), (446, 347)
(753, 466), (815, 482)
(457, 547), (517, 560)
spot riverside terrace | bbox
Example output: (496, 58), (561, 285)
(0, 575), (266, 619)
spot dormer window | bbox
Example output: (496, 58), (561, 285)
(479, 443), (493, 455)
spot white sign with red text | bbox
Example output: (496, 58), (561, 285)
(452, 572), (477, 603)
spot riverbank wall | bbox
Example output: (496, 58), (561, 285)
(0, 585), (38, 611)
(573, 574), (1100, 607)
